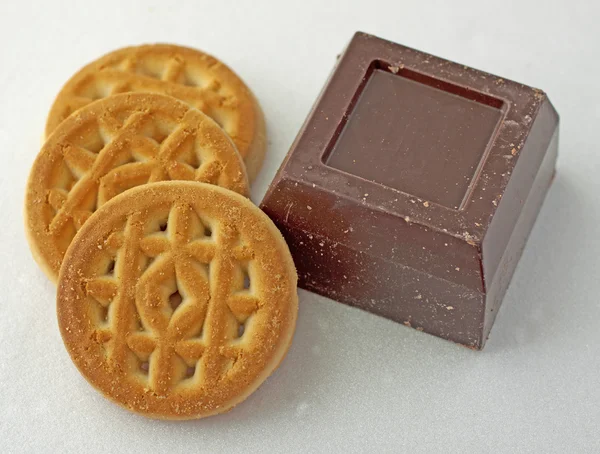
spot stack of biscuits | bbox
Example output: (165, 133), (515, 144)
(24, 44), (298, 420)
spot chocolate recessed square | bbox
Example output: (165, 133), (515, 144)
(325, 68), (504, 209)
(261, 32), (559, 349)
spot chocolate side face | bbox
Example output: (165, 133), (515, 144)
(261, 32), (558, 348)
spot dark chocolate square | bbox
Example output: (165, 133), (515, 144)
(261, 32), (559, 349)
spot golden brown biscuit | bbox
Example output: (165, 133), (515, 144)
(45, 43), (266, 181)
(26, 93), (248, 282)
(57, 181), (298, 420)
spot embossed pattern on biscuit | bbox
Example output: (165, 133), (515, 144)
(45, 44), (266, 180)
(26, 93), (248, 281)
(57, 182), (297, 419)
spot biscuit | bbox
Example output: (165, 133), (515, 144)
(26, 93), (248, 281)
(57, 181), (298, 419)
(45, 44), (266, 180)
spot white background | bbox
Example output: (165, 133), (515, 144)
(1, 0), (599, 452)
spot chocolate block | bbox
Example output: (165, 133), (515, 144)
(260, 32), (559, 349)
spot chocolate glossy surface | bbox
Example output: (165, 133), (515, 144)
(261, 32), (559, 349)
(327, 69), (503, 209)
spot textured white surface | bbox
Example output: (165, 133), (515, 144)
(1, 0), (599, 452)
